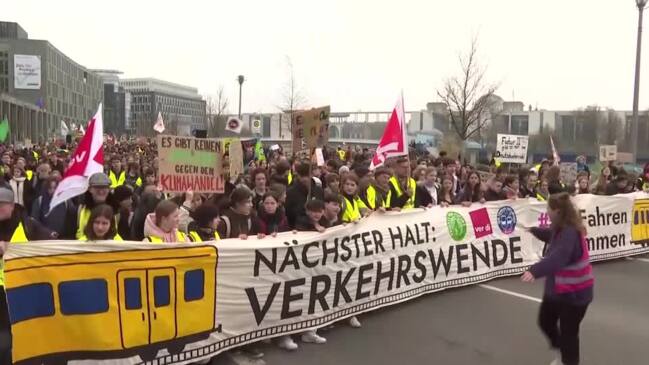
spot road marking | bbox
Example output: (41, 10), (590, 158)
(478, 284), (542, 303)
(626, 257), (649, 263)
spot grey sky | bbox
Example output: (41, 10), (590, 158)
(4, 0), (647, 113)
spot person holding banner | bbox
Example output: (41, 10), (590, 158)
(143, 200), (189, 243)
(217, 187), (261, 239)
(521, 192), (593, 365)
(387, 157), (417, 210)
(79, 204), (123, 241)
(458, 171), (485, 206)
(187, 203), (221, 242)
(340, 175), (368, 223)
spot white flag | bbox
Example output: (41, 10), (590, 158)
(61, 121), (69, 136)
(225, 117), (242, 134)
(49, 104), (104, 212)
(251, 119), (262, 134)
(153, 112), (165, 133)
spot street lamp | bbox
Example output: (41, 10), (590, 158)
(631, 0), (648, 163)
(237, 75), (245, 118)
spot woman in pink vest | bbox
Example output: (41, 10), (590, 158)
(521, 192), (593, 365)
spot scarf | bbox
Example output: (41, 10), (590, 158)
(143, 213), (185, 243)
(10, 177), (25, 206)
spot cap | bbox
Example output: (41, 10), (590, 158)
(88, 172), (111, 187)
(0, 187), (14, 204)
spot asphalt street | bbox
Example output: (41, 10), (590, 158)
(214, 255), (649, 365)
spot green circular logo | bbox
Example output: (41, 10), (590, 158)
(446, 212), (467, 241)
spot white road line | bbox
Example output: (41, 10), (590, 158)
(478, 284), (542, 303)
(626, 257), (649, 263)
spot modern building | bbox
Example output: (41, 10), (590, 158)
(120, 78), (206, 136)
(0, 21), (103, 140)
(91, 69), (130, 135)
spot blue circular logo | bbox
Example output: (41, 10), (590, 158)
(497, 206), (517, 234)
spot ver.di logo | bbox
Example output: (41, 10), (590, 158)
(497, 206), (517, 234)
(446, 211), (467, 241)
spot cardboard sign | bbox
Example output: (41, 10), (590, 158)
(495, 134), (529, 163)
(559, 162), (578, 184)
(157, 135), (224, 193)
(291, 106), (330, 151)
(229, 139), (244, 179)
(599, 145), (617, 162)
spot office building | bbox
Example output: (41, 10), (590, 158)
(120, 78), (206, 136)
(0, 21), (103, 140)
(92, 69), (130, 135)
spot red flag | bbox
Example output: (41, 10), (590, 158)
(49, 104), (104, 212)
(370, 92), (408, 170)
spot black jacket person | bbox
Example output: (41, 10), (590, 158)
(285, 162), (324, 228)
(0, 187), (56, 365)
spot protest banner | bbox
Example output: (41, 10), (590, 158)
(5, 194), (649, 365)
(157, 135), (224, 193)
(599, 145), (617, 162)
(291, 106), (330, 151)
(559, 162), (578, 184)
(229, 138), (244, 179)
(495, 134), (529, 163)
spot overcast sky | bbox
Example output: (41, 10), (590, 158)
(4, 0), (648, 113)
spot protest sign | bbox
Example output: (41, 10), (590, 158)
(5, 193), (649, 365)
(599, 145), (617, 162)
(292, 106), (330, 151)
(229, 138), (244, 179)
(559, 162), (578, 184)
(157, 135), (224, 193)
(495, 134), (529, 163)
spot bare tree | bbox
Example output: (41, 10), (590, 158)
(437, 37), (499, 145)
(205, 85), (229, 137)
(278, 56), (307, 138)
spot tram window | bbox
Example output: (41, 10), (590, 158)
(184, 269), (204, 302)
(635, 211), (639, 225)
(124, 278), (142, 310)
(154, 276), (170, 307)
(7, 283), (54, 323)
(59, 279), (109, 315)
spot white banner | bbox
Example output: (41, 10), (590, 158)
(495, 134), (529, 163)
(5, 194), (649, 365)
(13, 54), (41, 90)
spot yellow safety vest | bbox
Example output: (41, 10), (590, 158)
(0, 222), (28, 286)
(536, 193), (547, 202)
(147, 231), (187, 243)
(364, 185), (386, 210)
(76, 206), (91, 239)
(109, 170), (126, 188)
(386, 176), (417, 209)
(188, 231), (220, 242)
(287, 171), (293, 185)
(337, 150), (346, 161)
(342, 196), (364, 223)
(78, 233), (123, 241)
(135, 177), (142, 187)
(32, 151), (39, 160)
(25, 170), (33, 181)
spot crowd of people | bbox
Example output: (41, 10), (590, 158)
(0, 138), (647, 362)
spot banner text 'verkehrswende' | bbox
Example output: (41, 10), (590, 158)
(247, 221), (523, 325)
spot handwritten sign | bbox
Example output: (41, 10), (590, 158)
(157, 135), (224, 193)
(599, 145), (617, 162)
(291, 106), (330, 152)
(229, 139), (244, 179)
(495, 134), (529, 163)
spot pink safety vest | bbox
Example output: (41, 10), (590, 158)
(554, 234), (594, 294)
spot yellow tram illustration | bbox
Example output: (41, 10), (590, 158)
(631, 199), (649, 245)
(5, 245), (218, 365)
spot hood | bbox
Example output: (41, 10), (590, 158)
(143, 213), (181, 242)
